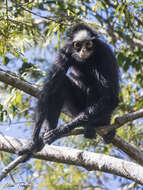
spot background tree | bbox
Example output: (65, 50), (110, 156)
(0, 0), (143, 189)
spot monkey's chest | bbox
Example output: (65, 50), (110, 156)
(70, 66), (98, 88)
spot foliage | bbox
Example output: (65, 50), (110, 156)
(0, 0), (143, 189)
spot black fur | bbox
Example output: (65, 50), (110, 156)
(18, 23), (119, 155)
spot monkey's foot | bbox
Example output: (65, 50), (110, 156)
(43, 129), (59, 144)
(18, 138), (44, 155)
(103, 130), (116, 144)
(84, 127), (96, 139)
(18, 142), (35, 155)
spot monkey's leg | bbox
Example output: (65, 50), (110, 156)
(84, 124), (115, 143)
(44, 92), (65, 132)
(18, 87), (66, 156)
(91, 114), (116, 144)
(18, 116), (45, 155)
(43, 73), (84, 133)
(43, 76), (86, 144)
(18, 87), (64, 156)
(83, 116), (115, 142)
(84, 125), (96, 139)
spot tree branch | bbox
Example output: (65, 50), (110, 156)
(0, 134), (143, 185)
(0, 69), (39, 98)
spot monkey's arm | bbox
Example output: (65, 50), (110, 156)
(18, 47), (71, 155)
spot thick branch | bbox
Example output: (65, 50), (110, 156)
(0, 135), (143, 185)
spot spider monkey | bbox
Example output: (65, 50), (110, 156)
(18, 23), (119, 155)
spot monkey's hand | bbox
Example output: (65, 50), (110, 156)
(43, 129), (59, 145)
(103, 129), (116, 144)
(43, 120), (79, 144)
(18, 137), (44, 155)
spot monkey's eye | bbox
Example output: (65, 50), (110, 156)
(73, 41), (82, 50)
(85, 40), (93, 48)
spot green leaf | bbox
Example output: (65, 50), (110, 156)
(119, 5), (125, 22)
(115, 4), (122, 16)
(136, 2), (143, 5)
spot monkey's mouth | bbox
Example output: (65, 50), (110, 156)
(80, 53), (90, 59)
(72, 51), (92, 63)
(79, 51), (93, 60)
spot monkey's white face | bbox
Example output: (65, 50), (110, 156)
(73, 40), (93, 59)
(72, 30), (94, 61)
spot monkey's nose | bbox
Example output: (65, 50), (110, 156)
(82, 48), (87, 52)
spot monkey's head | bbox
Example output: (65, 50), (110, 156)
(69, 23), (98, 62)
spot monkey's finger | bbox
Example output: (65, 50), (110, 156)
(43, 133), (57, 145)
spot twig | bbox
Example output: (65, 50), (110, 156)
(0, 154), (29, 181)
(21, 7), (57, 23)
